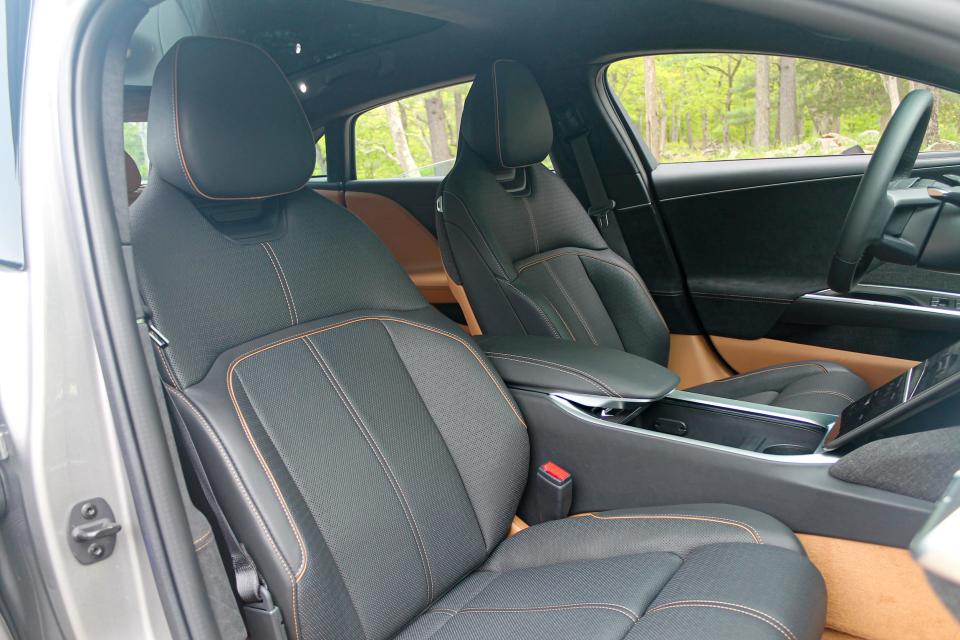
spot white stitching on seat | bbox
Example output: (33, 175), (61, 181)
(577, 513), (764, 544)
(500, 281), (563, 339)
(301, 336), (435, 603)
(647, 600), (797, 640)
(430, 603), (639, 622)
(517, 250), (669, 330)
(261, 242), (297, 326)
(704, 363), (829, 386)
(777, 389), (854, 403)
(485, 352), (621, 397)
(543, 260), (599, 345)
(264, 242), (299, 325)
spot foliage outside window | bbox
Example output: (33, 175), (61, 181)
(355, 82), (471, 179)
(124, 122), (149, 177)
(607, 54), (960, 163)
(314, 135), (327, 178)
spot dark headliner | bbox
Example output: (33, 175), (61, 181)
(133, 0), (960, 127)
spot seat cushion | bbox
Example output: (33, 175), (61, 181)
(397, 504), (826, 640)
(691, 360), (870, 415)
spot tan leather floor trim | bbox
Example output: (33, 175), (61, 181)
(508, 516), (528, 537)
(711, 336), (918, 390)
(822, 631), (865, 640)
(798, 534), (960, 640)
(668, 334), (734, 389)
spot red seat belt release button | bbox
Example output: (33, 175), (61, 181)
(536, 461), (573, 523)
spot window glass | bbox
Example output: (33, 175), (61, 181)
(313, 135), (327, 178)
(355, 82), (472, 179)
(607, 54), (960, 163)
(123, 121), (149, 178)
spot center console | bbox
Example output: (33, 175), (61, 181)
(477, 334), (837, 461)
(474, 334), (934, 546)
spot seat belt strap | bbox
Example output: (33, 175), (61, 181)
(568, 131), (634, 263)
(162, 383), (262, 605)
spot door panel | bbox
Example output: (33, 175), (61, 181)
(646, 153), (960, 361)
(312, 178), (482, 335)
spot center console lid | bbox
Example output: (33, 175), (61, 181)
(475, 335), (679, 401)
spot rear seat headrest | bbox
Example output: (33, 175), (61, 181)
(460, 60), (553, 169)
(124, 151), (141, 199)
(147, 36), (315, 201)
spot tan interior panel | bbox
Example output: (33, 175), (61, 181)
(318, 188), (481, 333)
(798, 534), (960, 640)
(340, 191), (455, 304)
(449, 278), (482, 335)
(711, 336), (918, 390)
(668, 334), (735, 389)
(314, 188), (346, 207)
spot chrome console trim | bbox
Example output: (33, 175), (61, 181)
(551, 390), (661, 410)
(665, 390), (838, 431)
(801, 290), (960, 318)
(547, 393), (839, 466)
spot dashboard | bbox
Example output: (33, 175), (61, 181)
(826, 339), (960, 450)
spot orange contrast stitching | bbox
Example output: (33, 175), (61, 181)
(228, 316), (525, 428)
(165, 386), (301, 640)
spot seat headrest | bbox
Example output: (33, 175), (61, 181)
(460, 60), (553, 169)
(124, 151), (141, 195)
(147, 36), (315, 200)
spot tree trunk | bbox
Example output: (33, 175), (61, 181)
(753, 55), (770, 151)
(453, 89), (464, 136)
(881, 75), (901, 125)
(924, 85), (941, 147)
(778, 56), (798, 145)
(384, 101), (419, 176)
(424, 94), (452, 174)
(686, 111), (694, 148)
(701, 110), (709, 148)
(644, 57), (661, 156)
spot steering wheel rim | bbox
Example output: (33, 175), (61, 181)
(828, 89), (933, 293)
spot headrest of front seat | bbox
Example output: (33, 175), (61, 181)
(124, 151), (141, 198)
(147, 36), (315, 200)
(460, 60), (553, 169)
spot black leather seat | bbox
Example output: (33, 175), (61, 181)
(436, 60), (869, 416)
(132, 37), (826, 640)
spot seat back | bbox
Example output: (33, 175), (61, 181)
(438, 60), (670, 365)
(132, 37), (528, 640)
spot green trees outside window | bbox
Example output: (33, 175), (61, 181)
(608, 54), (960, 163)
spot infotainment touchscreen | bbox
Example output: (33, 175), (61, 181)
(827, 340), (960, 450)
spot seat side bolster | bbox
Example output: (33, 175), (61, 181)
(484, 504), (804, 574)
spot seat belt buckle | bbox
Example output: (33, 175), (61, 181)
(244, 584), (288, 640)
(536, 461), (573, 522)
(588, 200), (615, 229)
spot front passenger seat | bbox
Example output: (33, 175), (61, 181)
(437, 60), (869, 415)
(132, 37), (826, 640)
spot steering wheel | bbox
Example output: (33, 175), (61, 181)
(828, 89), (934, 293)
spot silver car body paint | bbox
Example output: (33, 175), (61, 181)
(2, 0), (172, 636)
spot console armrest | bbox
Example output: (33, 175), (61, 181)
(476, 335), (679, 400)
